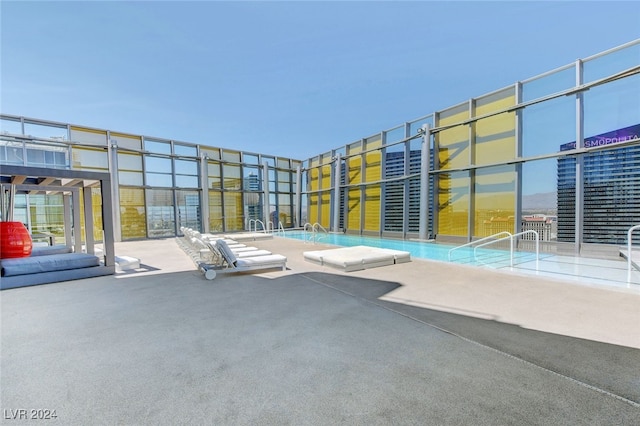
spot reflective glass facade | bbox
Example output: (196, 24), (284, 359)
(0, 117), (301, 242)
(1, 40), (638, 253)
(303, 39), (640, 253)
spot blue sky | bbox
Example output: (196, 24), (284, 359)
(1, 1), (639, 160)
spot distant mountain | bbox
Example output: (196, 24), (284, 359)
(522, 191), (557, 211)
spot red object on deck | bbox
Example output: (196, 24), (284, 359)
(0, 222), (33, 258)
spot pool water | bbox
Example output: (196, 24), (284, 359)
(280, 231), (538, 267)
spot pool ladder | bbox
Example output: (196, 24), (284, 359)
(303, 222), (328, 244)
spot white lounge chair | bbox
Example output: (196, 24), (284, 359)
(200, 239), (287, 280)
(204, 241), (272, 265)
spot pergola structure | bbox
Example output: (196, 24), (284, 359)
(0, 164), (116, 271)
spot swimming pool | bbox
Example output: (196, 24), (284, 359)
(280, 231), (538, 267)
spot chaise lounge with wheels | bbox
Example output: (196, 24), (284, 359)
(199, 239), (287, 280)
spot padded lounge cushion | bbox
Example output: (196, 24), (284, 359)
(1, 253), (100, 277)
(31, 245), (73, 256)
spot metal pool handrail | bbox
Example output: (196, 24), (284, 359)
(473, 230), (539, 268)
(448, 231), (512, 262)
(627, 224), (640, 282)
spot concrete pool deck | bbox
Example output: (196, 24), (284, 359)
(2, 237), (639, 424)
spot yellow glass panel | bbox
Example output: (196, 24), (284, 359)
(474, 166), (516, 237)
(365, 150), (381, 183)
(119, 187), (147, 239)
(308, 194), (319, 224)
(437, 171), (469, 236)
(91, 188), (104, 242)
(71, 147), (108, 172)
(320, 191), (331, 228)
(208, 191), (223, 232)
(222, 149), (241, 162)
(308, 167), (319, 191)
(347, 188), (360, 230)
(320, 164), (331, 189)
(438, 103), (469, 170)
(348, 156), (361, 185)
(223, 192), (244, 231)
(364, 185), (380, 231)
(223, 164), (241, 190)
(110, 132), (142, 150)
(69, 126), (107, 146)
(474, 89), (516, 165)
(208, 161), (222, 190)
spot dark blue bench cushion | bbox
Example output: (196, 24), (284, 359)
(1, 253), (100, 277)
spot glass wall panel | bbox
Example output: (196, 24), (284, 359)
(176, 190), (201, 231)
(521, 158), (559, 245)
(277, 193), (292, 227)
(222, 149), (240, 163)
(308, 193), (318, 225)
(521, 66), (574, 102)
(320, 191), (331, 228)
(69, 127), (107, 146)
(243, 154), (259, 165)
(0, 139), (25, 165)
(208, 191), (223, 232)
(263, 156), (275, 168)
(78, 187), (104, 243)
(243, 166), (261, 191)
(584, 74), (640, 139)
(364, 147), (381, 183)
(277, 158), (289, 169)
(223, 192), (243, 231)
(174, 144), (197, 156)
(25, 142), (68, 168)
(437, 103), (469, 170)
(145, 139), (171, 154)
(583, 42), (640, 84)
(111, 132), (142, 150)
(407, 139), (423, 233)
(71, 147), (108, 172)
(244, 192), (263, 224)
(175, 175), (198, 188)
(409, 115), (434, 135)
(23, 121), (67, 140)
(268, 169), (276, 192)
(201, 147), (220, 160)
(347, 188), (360, 231)
(474, 89), (516, 166)
(29, 194), (65, 237)
(120, 187), (147, 240)
(437, 171), (469, 237)
(118, 152), (143, 186)
(174, 159), (198, 188)
(385, 125), (405, 144)
(521, 96), (575, 157)
(145, 156), (173, 187)
(474, 165), (515, 237)
(11, 193), (28, 228)
(208, 161), (222, 190)
(0, 117), (22, 134)
(223, 164), (241, 190)
(383, 142), (405, 232)
(363, 184), (380, 231)
(277, 170), (291, 193)
(146, 189), (175, 238)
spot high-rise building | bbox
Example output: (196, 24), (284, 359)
(558, 124), (640, 244)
